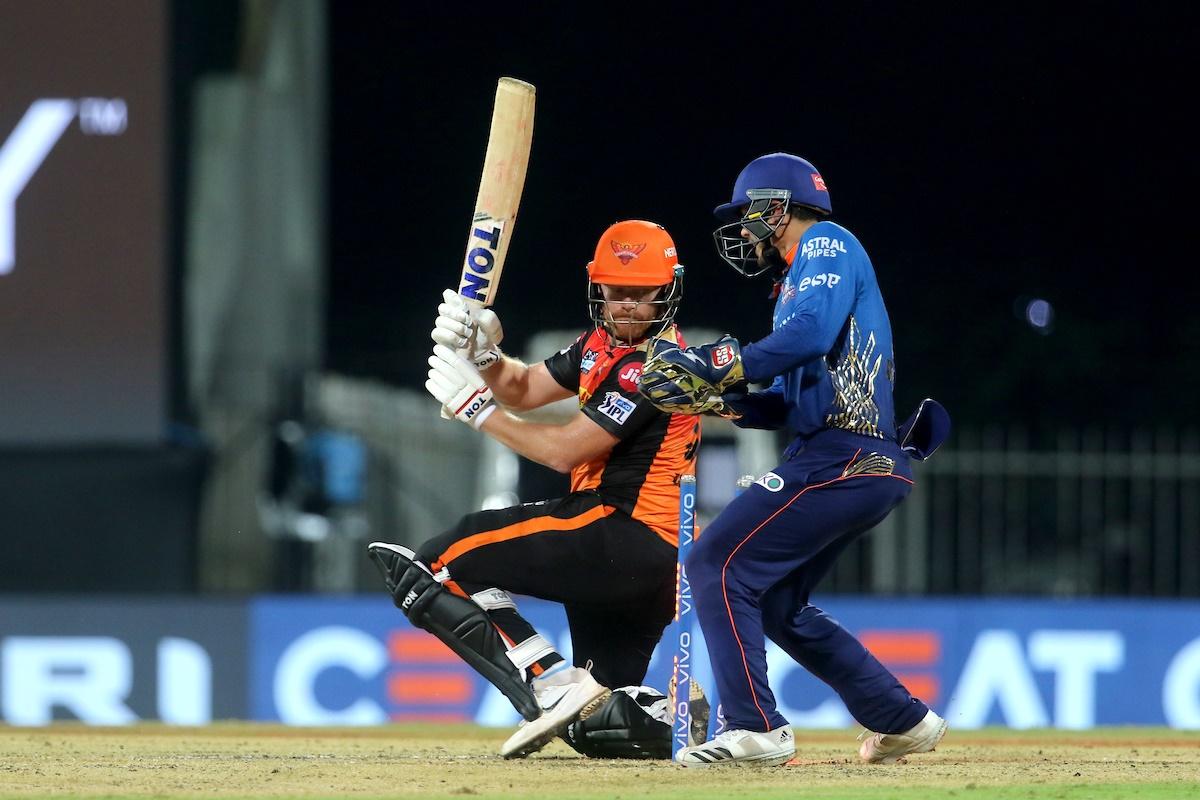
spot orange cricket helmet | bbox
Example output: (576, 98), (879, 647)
(585, 220), (684, 344)
(587, 220), (680, 286)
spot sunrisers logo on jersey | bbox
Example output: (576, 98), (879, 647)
(581, 348), (599, 373)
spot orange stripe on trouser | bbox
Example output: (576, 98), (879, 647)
(430, 502), (614, 571)
(430, 503), (615, 661)
(720, 454), (913, 730)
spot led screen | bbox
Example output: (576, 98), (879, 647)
(0, 0), (166, 443)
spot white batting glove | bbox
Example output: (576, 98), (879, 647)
(431, 289), (504, 370)
(426, 344), (497, 429)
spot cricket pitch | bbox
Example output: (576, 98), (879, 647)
(1, 724), (1197, 799)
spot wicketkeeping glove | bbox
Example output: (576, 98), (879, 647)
(425, 344), (497, 428)
(637, 335), (747, 418)
(430, 289), (504, 369)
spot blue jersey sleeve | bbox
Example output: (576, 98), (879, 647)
(740, 252), (856, 383)
(726, 376), (789, 430)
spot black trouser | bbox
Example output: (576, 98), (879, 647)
(416, 490), (677, 689)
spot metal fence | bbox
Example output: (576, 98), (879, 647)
(309, 374), (486, 588)
(835, 427), (1200, 598)
(300, 371), (1200, 598)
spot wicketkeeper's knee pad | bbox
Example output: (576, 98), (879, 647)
(562, 686), (672, 759)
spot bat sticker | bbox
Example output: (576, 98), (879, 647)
(460, 217), (506, 303)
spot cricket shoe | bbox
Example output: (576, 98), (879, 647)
(675, 725), (795, 767)
(500, 664), (611, 759)
(858, 709), (948, 764)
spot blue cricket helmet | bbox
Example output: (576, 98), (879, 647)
(713, 153), (832, 221)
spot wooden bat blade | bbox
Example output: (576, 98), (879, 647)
(459, 77), (535, 307)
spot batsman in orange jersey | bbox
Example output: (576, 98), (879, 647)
(368, 221), (699, 760)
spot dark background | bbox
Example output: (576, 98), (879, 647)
(0, 2), (1192, 598)
(2, 3), (1192, 597)
(325, 4), (1196, 438)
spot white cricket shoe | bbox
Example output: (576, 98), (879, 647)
(500, 665), (611, 759)
(675, 725), (795, 767)
(858, 709), (948, 764)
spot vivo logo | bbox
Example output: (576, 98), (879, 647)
(0, 97), (127, 275)
(672, 630), (691, 751)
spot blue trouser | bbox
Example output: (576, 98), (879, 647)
(689, 428), (928, 734)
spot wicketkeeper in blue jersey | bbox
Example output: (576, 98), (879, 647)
(638, 153), (950, 767)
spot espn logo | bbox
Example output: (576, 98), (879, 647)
(797, 273), (842, 292)
(710, 344), (736, 369)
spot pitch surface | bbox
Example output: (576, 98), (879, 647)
(1, 724), (1196, 799)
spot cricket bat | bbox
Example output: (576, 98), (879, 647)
(458, 77), (536, 308)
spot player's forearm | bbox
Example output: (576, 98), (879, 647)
(481, 356), (540, 410)
(478, 411), (599, 473)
